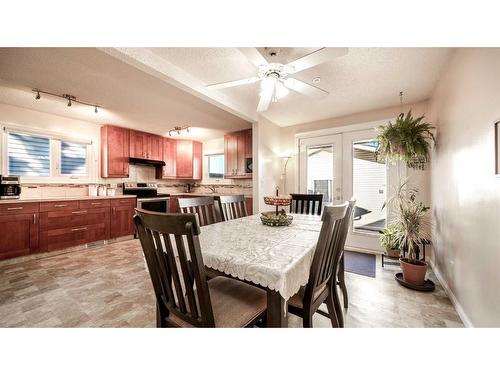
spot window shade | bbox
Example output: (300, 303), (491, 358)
(61, 141), (87, 176)
(8, 132), (50, 176)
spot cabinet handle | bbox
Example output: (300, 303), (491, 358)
(112, 207), (116, 215)
(91, 202), (102, 205)
(71, 227), (87, 232)
(33, 213), (36, 224)
(72, 210), (87, 214)
(54, 204), (67, 208)
(7, 207), (23, 210)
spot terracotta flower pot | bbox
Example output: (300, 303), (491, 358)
(400, 258), (427, 286)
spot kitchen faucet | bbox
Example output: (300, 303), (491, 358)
(207, 185), (217, 194)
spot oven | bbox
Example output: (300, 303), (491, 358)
(122, 183), (170, 213)
(137, 196), (170, 213)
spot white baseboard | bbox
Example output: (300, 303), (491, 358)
(429, 258), (474, 328)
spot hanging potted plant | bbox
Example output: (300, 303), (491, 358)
(379, 224), (402, 258)
(376, 110), (435, 169)
(387, 180), (431, 285)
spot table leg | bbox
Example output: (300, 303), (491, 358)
(267, 290), (288, 328)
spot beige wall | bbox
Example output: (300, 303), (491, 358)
(427, 48), (500, 327)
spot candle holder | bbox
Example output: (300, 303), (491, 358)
(260, 187), (293, 227)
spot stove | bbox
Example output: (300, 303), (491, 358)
(122, 183), (170, 213)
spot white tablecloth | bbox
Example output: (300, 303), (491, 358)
(199, 214), (323, 300)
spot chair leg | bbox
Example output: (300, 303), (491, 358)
(325, 295), (339, 328)
(156, 303), (168, 328)
(303, 312), (313, 328)
(332, 284), (345, 328)
(338, 253), (349, 309)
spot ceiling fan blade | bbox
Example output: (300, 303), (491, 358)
(284, 78), (329, 99)
(286, 48), (348, 73)
(257, 88), (273, 112)
(206, 76), (260, 90)
(238, 48), (269, 68)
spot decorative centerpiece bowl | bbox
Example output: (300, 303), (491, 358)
(261, 190), (293, 227)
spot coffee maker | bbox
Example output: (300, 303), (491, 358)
(0, 175), (21, 199)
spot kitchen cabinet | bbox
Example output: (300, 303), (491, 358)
(245, 197), (253, 215)
(224, 129), (252, 178)
(101, 125), (130, 178)
(175, 140), (203, 180)
(110, 198), (136, 238)
(156, 137), (177, 179)
(0, 203), (39, 260)
(130, 130), (163, 161)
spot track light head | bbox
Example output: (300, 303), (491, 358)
(67, 99), (72, 107)
(35, 90), (40, 100)
(94, 106), (98, 114)
(186, 127), (190, 133)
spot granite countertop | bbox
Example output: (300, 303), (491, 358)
(0, 195), (137, 204)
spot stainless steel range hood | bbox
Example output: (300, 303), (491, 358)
(128, 157), (166, 167)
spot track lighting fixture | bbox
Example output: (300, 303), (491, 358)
(168, 125), (190, 137)
(32, 89), (100, 114)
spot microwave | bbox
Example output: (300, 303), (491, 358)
(0, 175), (21, 199)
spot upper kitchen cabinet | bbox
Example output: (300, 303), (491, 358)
(130, 130), (163, 161)
(175, 140), (203, 180)
(101, 125), (130, 178)
(224, 128), (252, 178)
(156, 137), (177, 179)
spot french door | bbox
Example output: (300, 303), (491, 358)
(299, 129), (389, 252)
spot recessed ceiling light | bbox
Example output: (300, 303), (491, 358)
(312, 77), (321, 84)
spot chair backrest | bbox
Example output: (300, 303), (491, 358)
(290, 193), (323, 215)
(215, 195), (248, 221)
(134, 208), (216, 327)
(177, 196), (220, 226)
(303, 202), (348, 307)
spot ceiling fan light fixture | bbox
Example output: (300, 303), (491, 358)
(275, 80), (289, 100)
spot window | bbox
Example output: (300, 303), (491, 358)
(61, 141), (87, 176)
(4, 129), (90, 180)
(8, 132), (50, 176)
(208, 154), (224, 178)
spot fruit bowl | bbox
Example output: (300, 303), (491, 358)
(260, 210), (293, 227)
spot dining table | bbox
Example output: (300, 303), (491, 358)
(198, 213), (324, 327)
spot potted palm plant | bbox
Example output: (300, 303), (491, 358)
(379, 224), (401, 258)
(387, 181), (431, 285)
(376, 110), (435, 169)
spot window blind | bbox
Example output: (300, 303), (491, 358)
(61, 141), (87, 176)
(7, 132), (50, 176)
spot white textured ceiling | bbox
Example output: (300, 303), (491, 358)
(138, 47), (453, 126)
(0, 48), (251, 140)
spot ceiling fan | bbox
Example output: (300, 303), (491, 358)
(205, 47), (348, 112)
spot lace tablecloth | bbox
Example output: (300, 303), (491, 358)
(199, 214), (323, 300)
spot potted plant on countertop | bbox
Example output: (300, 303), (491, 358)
(379, 224), (402, 258)
(387, 180), (431, 286)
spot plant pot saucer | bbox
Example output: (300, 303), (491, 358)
(395, 272), (435, 292)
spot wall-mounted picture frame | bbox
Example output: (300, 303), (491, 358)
(496, 121), (500, 175)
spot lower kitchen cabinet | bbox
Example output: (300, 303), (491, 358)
(0, 211), (39, 260)
(110, 198), (136, 238)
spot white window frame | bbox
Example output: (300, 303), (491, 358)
(1, 123), (93, 183)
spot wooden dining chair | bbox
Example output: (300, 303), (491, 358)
(287, 202), (348, 328)
(290, 193), (323, 215)
(215, 195), (248, 221)
(134, 208), (267, 328)
(177, 196), (221, 226)
(333, 199), (356, 326)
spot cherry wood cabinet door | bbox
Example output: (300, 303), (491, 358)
(130, 130), (149, 159)
(192, 141), (203, 180)
(245, 197), (253, 215)
(148, 134), (163, 161)
(158, 137), (177, 178)
(176, 140), (193, 178)
(110, 205), (136, 238)
(245, 129), (253, 159)
(0, 213), (39, 260)
(101, 125), (130, 178)
(236, 131), (247, 176)
(224, 134), (237, 177)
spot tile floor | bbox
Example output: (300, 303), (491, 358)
(0, 239), (463, 328)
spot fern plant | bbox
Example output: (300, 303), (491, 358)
(376, 111), (435, 169)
